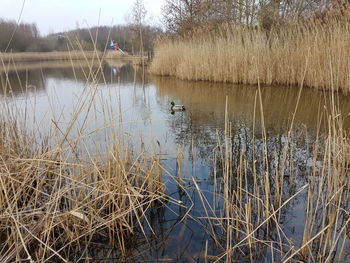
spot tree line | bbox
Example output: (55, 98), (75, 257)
(2, 0), (348, 53)
(162, 0), (350, 34)
(0, 18), (161, 53)
(0, 19), (41, 52)
(51, 25), (161, 54)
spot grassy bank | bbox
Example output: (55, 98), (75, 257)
(0, 50), (127, 63)
(150, 19), (350, 93)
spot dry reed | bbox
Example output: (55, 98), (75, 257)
(150, 18), (350, 93)
(193, 87), (350, 262)
(1, 22), (350, 262)
(0, 51), (169, 262)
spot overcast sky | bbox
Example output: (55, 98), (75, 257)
(0, 0), (165, 35)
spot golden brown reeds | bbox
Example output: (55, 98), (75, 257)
(192, 75), (350, 262)
(150, 17), (350, 93)
(191, 97), (350, 262)
(1, 21), (350, 262)
(0, 37), (169, 262)
(0, 122), (168, 262)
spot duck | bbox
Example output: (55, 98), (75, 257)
(170, 101), (185, 111)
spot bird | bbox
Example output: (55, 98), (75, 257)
(170, 101), (185, 112)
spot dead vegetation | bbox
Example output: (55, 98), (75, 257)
(0, 59), (170, 262)
(150, 17), (350, 93)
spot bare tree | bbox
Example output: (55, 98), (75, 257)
(132, 0), (147, 56)
(162, 0), (341, 33)
(0, 19), (40, 52)
(131, 0), (148, 82)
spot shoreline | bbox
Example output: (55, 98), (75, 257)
(0, 50), (147, 63)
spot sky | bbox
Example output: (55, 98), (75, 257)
(0, 0), (165, 35)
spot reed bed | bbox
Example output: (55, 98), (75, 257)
(150, 18), (350, 93)
(2, 27), (350, 262)
(0, 60), (169, 262)
(192, 89), (350, 262)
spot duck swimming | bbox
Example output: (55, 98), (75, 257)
(170, 101), (185, 111)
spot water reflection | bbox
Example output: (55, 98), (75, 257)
(0, 67), (45, 96)
(152, 75), (350, 132)
(1, 62), (350, 262)
(0, 60), (147, 97)
(152, 75), (350, 174)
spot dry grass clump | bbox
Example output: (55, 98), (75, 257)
(0, 27), (168, 262)
(0, 103), (167, 262)
(0, 120), (167, 262)
(195, 94), (350, 262)
(150, 18), (350, 93)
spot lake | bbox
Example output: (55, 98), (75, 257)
(1, 60), (349, 262)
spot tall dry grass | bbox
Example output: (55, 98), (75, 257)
(0, 55), (170, 262)
(194, 87), (350, 262)
(150, 18), (350, 93)
(1, 23), (350, 262)
(0, 121), (167, 262)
